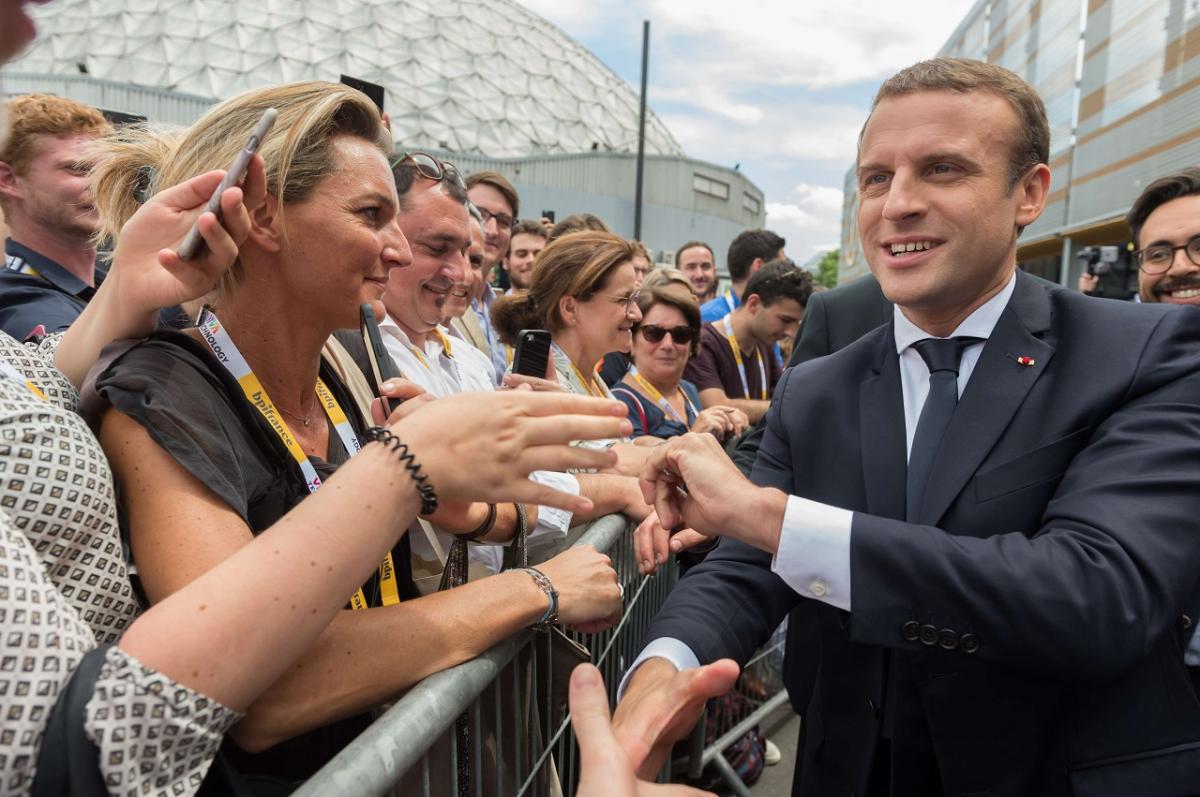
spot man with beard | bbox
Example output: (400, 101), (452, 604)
(0, 94), (111, 338)
(676, 240), (717, 302)
(502, 219), (547, 292)
(1130, 168), (1200, 309)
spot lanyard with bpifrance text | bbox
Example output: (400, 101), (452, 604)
(720, 315), (767, 400)
(196, 308), (399, 610)
(628, 365), (697, 426)
(0, 358), (47, 400)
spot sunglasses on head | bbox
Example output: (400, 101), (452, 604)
(637, 324), (694, 344)
(394, 152), (467, 192)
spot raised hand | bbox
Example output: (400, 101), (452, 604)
(634, 511), (713, 576)
(611, 657), (741, 780)
(395, 390), (631, 514)
(572, 664), (718, 797)
(637, 433), (787, 553)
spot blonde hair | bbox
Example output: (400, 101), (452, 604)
(92, 81), (390, 296)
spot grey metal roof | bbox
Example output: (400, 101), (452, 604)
(13, 0), (684, 159)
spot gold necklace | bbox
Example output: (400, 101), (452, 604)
(277, 393), (317, 428)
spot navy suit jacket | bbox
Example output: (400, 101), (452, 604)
(643, 272), (1200, 796)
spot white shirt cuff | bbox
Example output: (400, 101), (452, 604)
(616, 637), (700, 701)
(770, 495), (854, 612)
(529, 471), (577, 540)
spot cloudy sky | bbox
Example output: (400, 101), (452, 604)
(516, 0), (977, 261)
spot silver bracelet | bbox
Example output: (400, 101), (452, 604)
(520, 567), (559, 629)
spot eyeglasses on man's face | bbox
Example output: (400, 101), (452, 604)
(1135, 235), (1200, 274)
(394, 152), (467, 193)
(477, 205), (514, 231)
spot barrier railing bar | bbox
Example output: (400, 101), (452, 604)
(294, 514), (630, 797)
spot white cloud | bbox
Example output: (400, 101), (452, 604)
(767, 183), (846, 261)
(658, 104), (863, 166)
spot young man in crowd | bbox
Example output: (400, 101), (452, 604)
(676, 240), (717, 302)
(502, 218), (547, 291)
(615, 58), (1200, 796)
(684, 260), (811, 423)
(0, 94), (111, 338)
(1130, 168), (1200, 309)
(466, 170), (519, 382)
(700, 228), (787, 323)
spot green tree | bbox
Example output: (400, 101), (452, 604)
(816, 249), (840, 289)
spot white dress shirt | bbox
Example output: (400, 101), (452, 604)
(377, 316), (578, 573)
(621, 273), (1018, 694)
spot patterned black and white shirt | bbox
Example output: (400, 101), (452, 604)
(0, 332), (241, 797)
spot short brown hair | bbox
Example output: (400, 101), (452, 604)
(466, 170), (519, 217)
(548, 212), (610, 242)
(870, 58), (1049, 191)
(1127, 167), (1200, 247)
(675, 240), (713, 264)
(0, 94), (111, 212)
(510, 218), (548, 243)
(491, 231), (636, 343)
(634, 285), (701, 356)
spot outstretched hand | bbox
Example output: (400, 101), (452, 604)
(637, 433), (787, 553)
(572, 664), (718, 797)
(395, 390), (632, 514)
(611, 657), (741, 780)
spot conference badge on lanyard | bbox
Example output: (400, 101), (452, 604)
(720, 316), (766, 400)
(197, 308), (395, 608)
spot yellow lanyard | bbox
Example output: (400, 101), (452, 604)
(197, 308), (398, 610)
(0, 359), (47, 401)
(720, 316), (767, 400)
(627, 365), (697, 426)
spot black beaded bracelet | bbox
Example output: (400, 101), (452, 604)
(364, 426), (439, 515)
(461, 502), (497, 542)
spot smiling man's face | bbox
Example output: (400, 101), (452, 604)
(1137, 194), (1200, 307)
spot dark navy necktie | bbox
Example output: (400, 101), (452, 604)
(906, 336), (983, 522)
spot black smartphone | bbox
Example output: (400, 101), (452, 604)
(512, 329), (552, 379)
(542, 209), (556, 224)
(177, 107), (277, 260)
(360, 303), (404, 415)
(341, 74), (385, 113)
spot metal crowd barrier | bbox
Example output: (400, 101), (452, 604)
(295, 513), (679, 797)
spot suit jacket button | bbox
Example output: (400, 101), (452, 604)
(938, 629), (958, 650)
(960, 633), (980, 654)
(919, 624), (938, 646)
(902, 620), (920, 642)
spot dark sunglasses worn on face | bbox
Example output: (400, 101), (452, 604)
(1135, 235), (1200, 274)
(638, 324), (694, 344)
(394, 152), (467, 193)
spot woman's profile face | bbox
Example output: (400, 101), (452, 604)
(574, 261), (642, 356)
(275, 135), (412, 329)
(632, 301), (692, 383)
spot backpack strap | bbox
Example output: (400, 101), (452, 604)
(610, 386), (649, 435)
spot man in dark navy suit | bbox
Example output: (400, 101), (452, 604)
(614, 58), (1200, 797)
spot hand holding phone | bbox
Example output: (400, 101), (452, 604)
(512, 329), (552, 379)
(176, 107), (277, 261)
(360, 303), (405, 417)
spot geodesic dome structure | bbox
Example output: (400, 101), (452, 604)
(13, 0), (684, 158)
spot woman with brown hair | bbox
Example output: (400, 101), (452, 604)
(612, 286), (748, 441)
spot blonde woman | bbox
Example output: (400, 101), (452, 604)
(91, 83), (626, 788)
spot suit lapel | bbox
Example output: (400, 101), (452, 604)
(916, 273), (1056, 525)
(860, 327), (907, 520)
